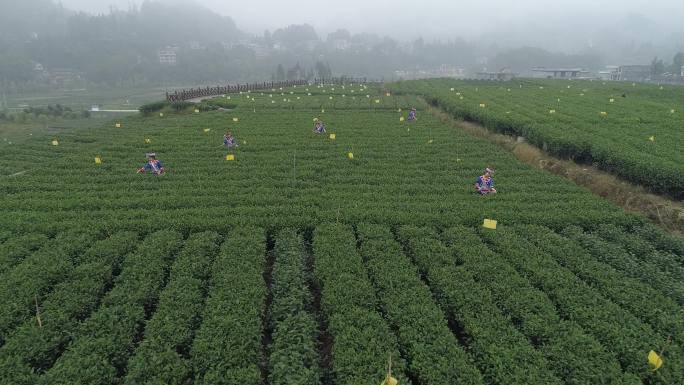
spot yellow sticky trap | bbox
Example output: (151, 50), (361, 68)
(329, 96), (333, 100)
(479, 103), (486, 108)
(600, 111), (607, 116)
(145, 138), (151, 144)
(648, 350), (663, 371)
(51, 140), (59, 146)
(94, 156), (102, 164)
(225, 154), (235, 161)
(203, 128), (210, 133)
(385, 92), (391, 97)
(159, 113), (164, 117)
(609, 98), (614, 103)
(380, 376), (398, 385)
(459, 96), (464, 100)
(399, 117), (405, 122)
(397, 108), (402, 112)
(347, 152), (354, 160)
(115, 123), (121, 128)
(660, 86), (664, 90)
(428, 139), (433, 144)
(321, 109), (325, 113)
(194, 109), (200, 113)
(450, 87), (455, 91)
(539, 86), (544, 89)
(649, 135), (655, 142)
(375, 99), (380, 103)
(456, 92), (461, 95)
(329, 133), (336, 140)
(670, 109), (675, 114)
(313, 117), (318, 122)
(233, 117), (239, 122)
(243, 140), (247, 145)
(508, 88), (512, 92)
(483, 219), (497, 229)
(549, 109), (556, 114)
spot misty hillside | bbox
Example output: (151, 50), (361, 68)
(1, 0), (683, 89)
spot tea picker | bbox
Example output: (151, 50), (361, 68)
(475, 167), (496, 195)
(407, 108), (417, 122)
(313, 120), (326, 134)
(223, 131), (238, 148)
(137, 153), (165, 176)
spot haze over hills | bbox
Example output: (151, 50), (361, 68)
(1, 0), (683, 89)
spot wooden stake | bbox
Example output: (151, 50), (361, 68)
(35, 295), (42, 328)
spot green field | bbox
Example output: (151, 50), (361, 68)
(0, 82), (683, 385)
(390, 79), (684, 198)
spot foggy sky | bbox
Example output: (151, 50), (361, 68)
(60, 0), (684, 44)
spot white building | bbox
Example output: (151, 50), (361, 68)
(158, 46), (179, 65)
(598, 66), (620, 81)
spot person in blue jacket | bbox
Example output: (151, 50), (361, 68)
(475, 167), (496, 194)
(137, 153), (165, 175)
(313, 120), (326, 134)
(407, 107), (417, 122)
(223, 131), (237, 148)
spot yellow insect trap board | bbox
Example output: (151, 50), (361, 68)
(648, 350), (663, 371)
(347, 152), (354, 160)
(51, 140), (59, 146)
(483, 219), (497, 229)
(225, 154), (235, 161)
(94, 157), (102, 164)
(115, 123), (121, 128)
(329, 133), (336, 140)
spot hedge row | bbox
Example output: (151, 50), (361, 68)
(479, 226), (683, 383)
(399, 226), (567, 384)
(190, 227), (266, 385)
(39, 230), (183, 385)
(268, 229), (321, 385)
(594, 224), (684, 274)
(521, 225), (684, 345)
(0, 233), (49, 276)
(312, 223), (408, 385)
(356, 224), (484, 385)
(123, 231), (221, 385)
(563, 226), (684, 307)
(0, 231), (138, 385)
(0, 232), (96, 344)
(438, 226), (633, 384)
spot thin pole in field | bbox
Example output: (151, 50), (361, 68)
(35, 295), (42, 328)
